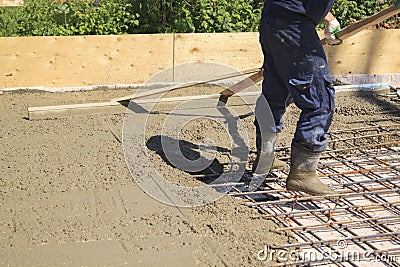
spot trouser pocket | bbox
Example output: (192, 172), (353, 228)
(323, 74), (335, 112)
(288, 75), (318, 110)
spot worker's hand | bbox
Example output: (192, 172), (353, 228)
(324, 18), (342, 45)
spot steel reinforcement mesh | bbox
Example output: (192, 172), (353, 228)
(230, 118), (400, 266)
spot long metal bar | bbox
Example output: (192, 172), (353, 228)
(328, 132), (399, 143)
(328, 123), (400, 134)
(251, 189), (400, 206)
(229, 174), (399, 197)
(272, 216), (400, 232)
(258, 201), (400, 218)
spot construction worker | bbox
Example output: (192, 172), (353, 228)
(252, 0), (341, 195)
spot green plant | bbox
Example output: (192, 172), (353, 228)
(0, 6), (22, 37)
(55, 1), (139, 35)
(130, 0), (165, 33)
(330, 0), (393, 27)
(14, 0), (58, 36)
(129, 0), (264, 33)
(0, 0), (140, 36)
(163, 0), (263, 33)
(0, 0), (398, 37)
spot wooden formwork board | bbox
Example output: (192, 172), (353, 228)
(0, 34), (174, 88)
(173, 32), (263, 70)
(325, 29), (400, 75)
(2, 30), (399, 89)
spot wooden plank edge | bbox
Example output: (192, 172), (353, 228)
(28, 103), (125, 120)
(28, 83), (390, 120)
(28, 101), (121, 112)
(321, 5), (400, 45)
(337, 5), (400, 40)
(219, 69), (264, 97)
(28, 92), (262, 120)
(111, 68), (260, 102)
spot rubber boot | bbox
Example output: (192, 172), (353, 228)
(252, 132), (287, 175)
(286, 142), (336, 196)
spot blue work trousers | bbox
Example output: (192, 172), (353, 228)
(258, 5), (335, 152)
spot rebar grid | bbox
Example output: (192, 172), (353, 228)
(233, 120), (400, 266)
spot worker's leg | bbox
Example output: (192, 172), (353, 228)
(284, 21), (335, 195)
(259, 11), (335, 195)
(252, 20), (291, 175)
(288, 54), (335, 153)
(261, 17), (334, 151)
(258, 14), (291, 135)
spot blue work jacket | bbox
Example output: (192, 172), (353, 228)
(269, 0), (337, 25)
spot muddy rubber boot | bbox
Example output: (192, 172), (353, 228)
(252, 131), (287, 174)
(286, 142), (336, 196)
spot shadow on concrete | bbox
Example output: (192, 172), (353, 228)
(146, 135), (226, 184)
